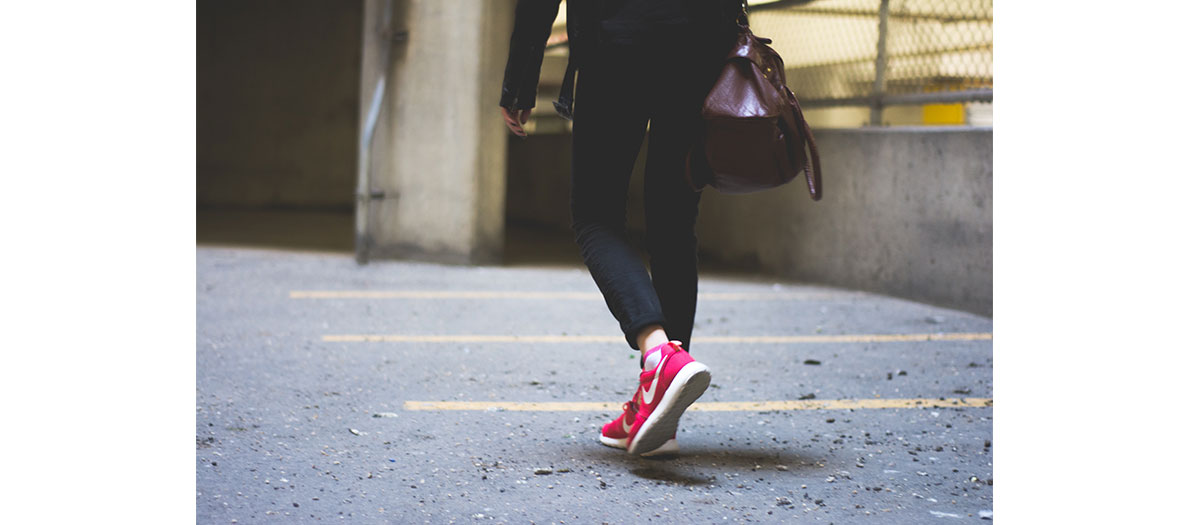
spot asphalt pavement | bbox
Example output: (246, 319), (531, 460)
(196, 246), (993, 523)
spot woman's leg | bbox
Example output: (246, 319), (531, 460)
(584, 44), (716, 456)
(569, 55), (669, 351)
(642, 114), (703, 352)
(641, 50), (717, 352)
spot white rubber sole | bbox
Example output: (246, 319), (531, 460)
(599, 434), (679, 456)
(627, 361), (711, 455)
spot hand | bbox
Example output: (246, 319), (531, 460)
(500, 106), (532, 137)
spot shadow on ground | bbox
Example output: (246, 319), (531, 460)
(573, 447), (827, 487)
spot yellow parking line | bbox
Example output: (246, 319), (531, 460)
(322, 333), (991, 343)
(404, 398), (992, 412)
(701, 333), (992, 343)
(325, 335), (618, 343)
(290, 290), (836, 300)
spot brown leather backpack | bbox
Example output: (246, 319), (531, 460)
(686, 17), (822, 200)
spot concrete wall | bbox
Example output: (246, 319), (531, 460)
(505, 127), (992, 316)
(697, 128), (992, 316)
(359, 0), (512, 264)
(197, 0), (362, 210)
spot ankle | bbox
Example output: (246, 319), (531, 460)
(638, 326), (669, 355)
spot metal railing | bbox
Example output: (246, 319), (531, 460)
(750, 0), (992, 125)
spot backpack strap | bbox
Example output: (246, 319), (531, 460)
(553, 0), (601, 121)
(553, 61), (576, 120)
(784, 87), (822, 201)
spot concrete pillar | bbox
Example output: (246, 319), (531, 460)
(357, 0), (512, 264)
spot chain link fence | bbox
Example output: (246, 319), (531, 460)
(750, 0), (992, 126)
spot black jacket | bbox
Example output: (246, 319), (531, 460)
(500, 0), (742, 119)
(499, 0), (564, 113)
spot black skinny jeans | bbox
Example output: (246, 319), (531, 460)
(570, 38), (724, 352)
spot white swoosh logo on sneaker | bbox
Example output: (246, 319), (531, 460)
(641, 353), (670, 405)
(622, 416), (632, 433)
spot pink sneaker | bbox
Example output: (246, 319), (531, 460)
(600, 400), (679, 456)
(626, 341), (710, 455)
